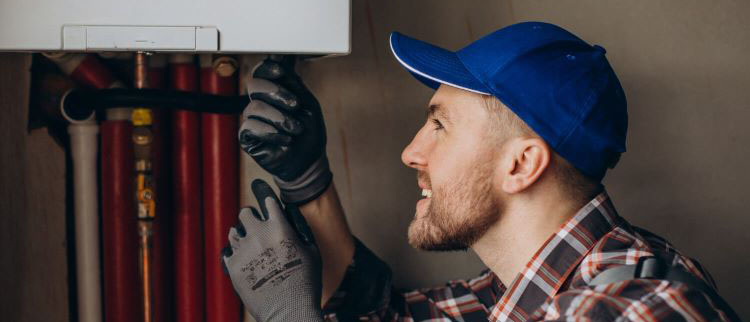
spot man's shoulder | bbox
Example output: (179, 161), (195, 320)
(537, 221), (728, 320)
(536, 278), (729, 321)
(567, 219), (714, 289)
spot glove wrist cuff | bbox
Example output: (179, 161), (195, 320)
(274, 155), (333, 205)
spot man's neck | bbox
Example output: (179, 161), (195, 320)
(472, 190), (588, 286)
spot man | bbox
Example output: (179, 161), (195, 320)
(222, 22), (737, 321)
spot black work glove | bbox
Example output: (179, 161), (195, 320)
(222, 179), (323, 322)
(239, 55), (332, 205)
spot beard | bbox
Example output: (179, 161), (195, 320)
(408, 161), (501, 251)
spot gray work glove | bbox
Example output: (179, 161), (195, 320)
(222, 179), (323, 322)
(239, 55), (332, 205)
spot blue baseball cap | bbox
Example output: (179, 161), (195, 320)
(389, 21), (627, 180)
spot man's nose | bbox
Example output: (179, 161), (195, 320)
(401, 127), (429, 170)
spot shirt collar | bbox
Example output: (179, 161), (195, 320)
(489, 190), (622, 321)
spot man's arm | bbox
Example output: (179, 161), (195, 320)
(297, 183), (355, 303)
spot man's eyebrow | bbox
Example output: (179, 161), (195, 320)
(427, 104), (451, 123)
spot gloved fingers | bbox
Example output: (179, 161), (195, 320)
(238, 135), (269, 157)
(233, 213), (249, 236)
(252, 55), (312, 101)
(268, 54), (296, 69)
(227, 226), (242, 250)
(252, 179), (281, 216)
(226, 208), (256, 256)
(220, 245), (232, 275)
(251, 179), (296, 235)
(243, 146), (290, 169)
(242, 100), (303, 135)
(250, 207), (267, 221)
(238, 206), (266, 232)
(251, 55), (295, 81)
(228, 207), (251, 237)
(239, 119), (292, 146)
(246, 78), (300, 112)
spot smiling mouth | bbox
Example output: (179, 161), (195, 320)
(421, 189), (433, 198)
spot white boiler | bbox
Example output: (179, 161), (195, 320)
(0, 0), (351, 54)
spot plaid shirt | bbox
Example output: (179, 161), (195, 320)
(323, 191), (734, 321)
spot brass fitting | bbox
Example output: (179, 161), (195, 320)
(213, 56), (238, 77)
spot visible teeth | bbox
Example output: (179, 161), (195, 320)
(421, 189), (432, 198)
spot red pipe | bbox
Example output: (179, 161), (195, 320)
(148, 54), (167, 89)
(72, 55), (118, 88)
(101, 120), (142, 322)
(46, 53), (141, 322)
(44, 53), (124, 89)
(200, 55), (241, 322)
(170, 54), (205, 322)
(148, 54), (173, 322)
(59, 54), (123, 89)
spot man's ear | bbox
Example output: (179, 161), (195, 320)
(499, 138), (551, 194)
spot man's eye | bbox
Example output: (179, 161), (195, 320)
(431, 119), (444, 130)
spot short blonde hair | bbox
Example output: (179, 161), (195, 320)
(481, 95), (600, 200)
(481, 95), (533, 140)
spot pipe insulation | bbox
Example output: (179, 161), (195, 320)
(42, 53), (123, 322)
(61, 88), (248, 117)
(101, 118), (143, 322)
(148, 53), (173, 322)
(200, 54), (242, 322)
(57, 54), (146, 322)
(67, 121), (102, 322)
(170, 53), (206, 322)
(148, 54), (167, 89)
(44, 53), (124, 89)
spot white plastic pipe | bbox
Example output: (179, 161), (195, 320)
(65, 106), (102, 322)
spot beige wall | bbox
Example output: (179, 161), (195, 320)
(0, 54), (69, 321)
(2, 0), (749, 320)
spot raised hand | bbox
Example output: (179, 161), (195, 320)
(239, 55), (332, 205)
(222, 179), (323, 322)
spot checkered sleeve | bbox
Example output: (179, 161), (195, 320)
(527, 279), (733, 321)
(323, 238), (503, 321)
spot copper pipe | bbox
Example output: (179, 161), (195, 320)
(133, 51), (155, 322)
(135, 52), (149, 89)
(138, 221), (153, 322)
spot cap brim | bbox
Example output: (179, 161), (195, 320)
(389, 32), (490, 95)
